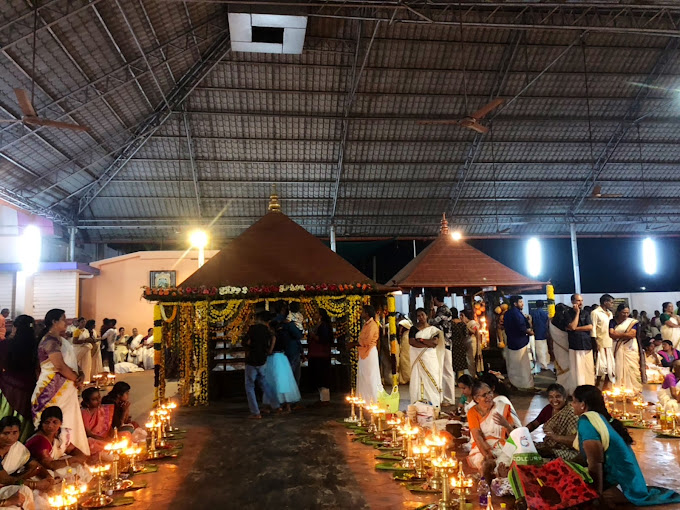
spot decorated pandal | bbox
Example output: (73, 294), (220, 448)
(341, 392), (479, 510)
(45, 401), (182, 510)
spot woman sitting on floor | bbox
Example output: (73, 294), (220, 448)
(456, 374), (475, 415)
(526, 383), (578, 461)
(658, 340), (680, 367)
(0, 416), (54, 509)
(643, 339), (667, 384)
(467, 380), (521, 482)
(80, 387), (114, 456)
(25, 407), (91, 483)
(572, 385), (680, 506)
(657, 360), (680, 413)
(101, 382), (145, 443)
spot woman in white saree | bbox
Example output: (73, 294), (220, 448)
(610, 304), (645, 394)
(30, 310), (90, 457)
(25, 407), (91, 484)
(660, 301), (680, 349)
(0, 416), (55, 510)
(408, 308), (446, 408)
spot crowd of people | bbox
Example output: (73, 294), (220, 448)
(0, 308), (145, 509)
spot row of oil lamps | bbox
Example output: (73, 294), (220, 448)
(47, 401), (178, 509)
(345, 393), (474, 510)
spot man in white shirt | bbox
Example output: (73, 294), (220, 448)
(65, 317), (80, 339)
(101, 319), (118, 373)
(591, 294), (615, 389)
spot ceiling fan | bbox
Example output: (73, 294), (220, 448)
(0, 3), (88, 133)
(415, 98), (504, 134)
(0, 89), (88, 132)
(590, 185), (622, 199)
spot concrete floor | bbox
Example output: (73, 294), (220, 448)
(115, 371), (680, 510)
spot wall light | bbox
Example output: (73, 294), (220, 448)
(526, 237), (542, 277)
(189, 230), (209, 268)
(20, 225), (41, 274)
(642, 237), (657, 275)
(451, 231), (462, 241)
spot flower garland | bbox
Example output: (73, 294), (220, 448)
(193, 302), (209, 406)
(177, 304), (195, 406)
(208, 300), (243, 323)
(142, 281), (375, 302)
(159, 304), (177, 323)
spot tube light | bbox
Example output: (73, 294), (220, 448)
(526, 237), (542, 277)
(642, 237), (657, 275)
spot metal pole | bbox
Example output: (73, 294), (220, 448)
(330, 224), (337, 252)
(68, 227), (76, 262)
(198, 246), (205, 268)
(570, 224), (581, 294)
(413, 239), (417, 258)
(372, 255), (377, 282)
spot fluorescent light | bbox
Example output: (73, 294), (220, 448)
(642, 237), (657, 275)
(526, 237), (542, 277)
(20, 225), (41, 274)
(451, 231), (462, 241)
(189, 230), (208, 249)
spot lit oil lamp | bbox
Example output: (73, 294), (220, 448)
(373, 407), (387, 439)
(106, 373), (116, 386)
(386, 417), (401, 447)
(434, 456), (458, 509)
(399, 422), (419, 470)
(412, 443), (430, 479)
(82, 464), (112, 508)
(48, 494), (77, 510)
(425, 432), (448, 459)
(104, 434), (132, 491)
(366, 404), (379, 435)
(91, 374), (103, 389)
(344, 393), (359, 423)
(450, 463), (474, 510)
(125, 446), (143, 473)
(355, 399), (365, 426)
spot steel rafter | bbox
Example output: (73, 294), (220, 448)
(330, 20), (380, 221)
(0, 183), (72, 226)
(75, 34), (232, 215)
(0, 20), (226, 152)
(177, 1), (680, 37)
(569, 37), (680, 216)
(182, 108), (202, 218)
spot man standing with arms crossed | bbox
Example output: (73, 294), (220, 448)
(591, 294), (615, 389)
(567, 293), (594, 391)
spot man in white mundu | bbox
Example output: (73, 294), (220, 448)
(591, 294), (615, 389)
(566, 294), (594, 388)
(350, 305), (384, 404)
(660, 302), (680, 349)
(409, 308), (446, 408)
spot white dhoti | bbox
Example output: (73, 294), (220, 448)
(409, 346), (443, 407)
(441, 349), (456, 405)
(595, 345), (615, 383)
(356, 347), (383, 404)
(550, 324), (572, 394)
(505, 345), (534, 389)
(569, 349), (595, 389)
(73, 343), (93, 382)
(534, 339), (550, 371)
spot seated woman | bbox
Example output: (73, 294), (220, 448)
(658, 360), (680, 413)
(456, 374), (475, 415)
(0, 416), (54, 509)
(408, 308), (445, 408)
(526, 383), (578, 461)
(643, 339), (667, 384)
(101, 383), (144, 441)
(467, 381), (521, 482)
(658, 340), (680, 367)
(25, 407), (91, 483)
(113, 328), (129, 365)
(80, 388), (114, 456)
(573, 384), (680, 506)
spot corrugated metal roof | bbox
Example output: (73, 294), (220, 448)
(1, 0), (680, 242)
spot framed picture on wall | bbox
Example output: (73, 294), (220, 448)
(150, 270), (176, 288)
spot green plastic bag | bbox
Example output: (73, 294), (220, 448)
(377, 385), (400, 412)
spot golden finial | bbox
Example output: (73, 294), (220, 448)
(440, 213), (449, 235)
(268, 184), (281, 213)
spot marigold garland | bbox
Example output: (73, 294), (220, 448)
(159, 304), (177, 323)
